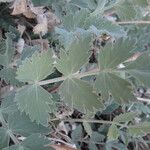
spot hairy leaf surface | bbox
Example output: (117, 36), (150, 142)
(59, 78), (103, 112)
(15, 85), (54, 126)
(0, 33), (15, 67)
(0, 128), (9, 149)
(16, 50), (53, 83)
(3, 134), (53, 150)
(107, 124), (119, 140)
(56, 35), (91, 76)
(8, 111), (50, 136)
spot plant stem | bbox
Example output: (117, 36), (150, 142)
(38, 68), (99, 85)
(117, 21), (150, 25)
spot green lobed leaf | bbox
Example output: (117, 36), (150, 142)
(0, 33), (15, 67)
(3, 134), (53, 150)
(0, 68), (22, 86)
(98, 38), (136, 70)
(8, 111), (50, 136)
(84, 15), (126, 37)
(113, 112), (137, 123)
(94, 72), (135, 103)
(115, 0), (137, 20)
(128, 122), (150, 137)
(107, 124), (119, 140)
(16, 50), (53, 83)
(15, 85), (55, 126)
(0, 91), (17, 115)
(125, 52), (150, 87)
(63, 9), (89, 31)
(59, 78), (103, 112)
(56, 34), (92, 76)
(94, 38), (136, 102)
(0, 128), (9, 149)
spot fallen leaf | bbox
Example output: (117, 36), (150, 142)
(11, 0), (28, 15)
(33, 14), (48, 35)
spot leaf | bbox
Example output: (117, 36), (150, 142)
(0, 128), (9, 149)
(71, 125), (83, 142)
(98, 38), (135, 70)
(16, 50), (53, 83)
(8, 111), (50, 136)
(56, 35), (91, 76)
(83, 122), (92, 136)
(3, 134), (53, 150)
(0, 67), (22, 86)
(125, 52), (150, 87)
(94, 72), (135, 103)
(0, 91), (17, 115)
(63, 9), (89, 31)
(90, 132), (105, 143)
(94, 38), (136, 102)
(107, 124), (119, 140)
(84, 15), (126, 37)
(14, 85), (54, 126)
(0, 33), (15, 67)
(59, 78), (103, 112)
(115, 0), (137, 20)
(128, 122), (150, 137)
(113, 112), (137, 123)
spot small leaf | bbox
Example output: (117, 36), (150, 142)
(128, 122), (150, 137)
(56, 35), (91, 76)
(83, 122), (92, 136)
(0, 128), (9, 149)
(59, 78), (103, 112)
(113, 112), (137, 123)
(16, 50), (53, 83)
(0, 68), (22, 86)
(15, 85), (54, 126)
(0, 33), (15, 67)
(8, 111), (50, 136)
(125, 52), (150, 87)
(94, 72), (135, 103)
(107, 124), (119, 140)
(98, 38), (135, 70)
(3, 134), (53, 150)
(115, 0), (137, 20)
(71, 125), (83, 141)
(84, 15), (125, 37)
(0, 91), (17, 115)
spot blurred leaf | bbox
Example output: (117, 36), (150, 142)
(0, 67), (22, 86)
(113, 112), (137, 123)
(0, 128), (9, 149)
(107, 124), (119, 140)
(0, 33), (15, 67)
(129, 122), (150, 137)
(71, 125), (83, 142)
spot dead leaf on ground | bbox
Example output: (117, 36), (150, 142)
(33, 14), (48, 35)
(11, 0), (28, 15)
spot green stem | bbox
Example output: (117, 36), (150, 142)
(38, 68), (99, 85)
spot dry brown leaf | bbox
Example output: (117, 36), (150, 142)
(47, 144), (77, 150)
(11, 0), (28, 15)
(33, 14), (48, 35)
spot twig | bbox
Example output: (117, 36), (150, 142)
(137, 97), (150, 103)
(117, 21), (150, 25)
